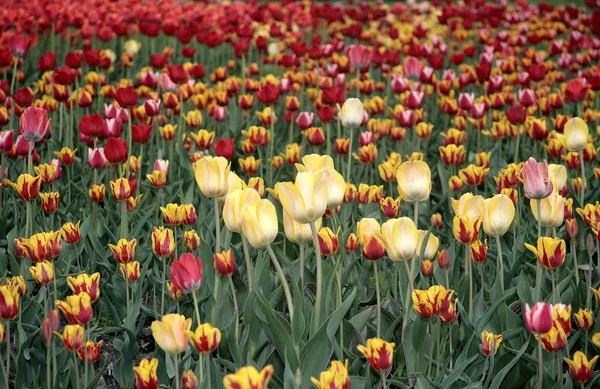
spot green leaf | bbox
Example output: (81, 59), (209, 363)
(489, 341), (529, 389)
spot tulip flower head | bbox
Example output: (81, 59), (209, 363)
(0, 284), (20, 320)
(279, 171), (329, 223)
(478, 194), (515, 236)
(564, 352), (598, 383)
(524, 237), (566, 270)
(241, 199), (278, 249)
(193, 156), (230, 198)
(151, 314), (192, 355)
(396, 160), (432, 203)
(170, 253), (203, 294)
(481, 331), (502, 356)
(562, 117), (589, 152)
(339, 98), (364, 129)
(222, 365), (274, 389)
(380, 217), (418, 261)
(55, 324), (84, 352)
(524, 303), (553, 334)
(20, 106), (51, 142)
(134, 358), (159, 389)
(522, 158), (553, 199)
(185, 322), (221, 354)
(311, 360), (351, 389)
(356, 338), (395, 372)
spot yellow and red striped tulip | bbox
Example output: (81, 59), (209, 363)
(152, 227), (175, 258)
(186, 322), (222, 353)
(524, 237), (566, 270)
(356, 338), (395, 372)
(214, 250), (236, 276)
(0, 284), (20, 320)
(452, 215), (481, 244)
(481, 331), (502, 356)
(311, 360), (351, 389)
(574, 308), (594, 330)
(89, 184), (106, 203)
(134, 358), (159, 389)
(77, 340), (103, 362)
(161, 203), (185, 226)
(55, 324), (84, 352)
(8, 174), (41, 201)
(56, 292), (93, 325)
(67, 273), (100, 302)
(120, 262), (141, 282)
(30, 261), (54, 285)
(223, 365), (274, 389)
(565, 352), (598, 383)
(110, 178), (132, 201)
(184, 230), (201, 251)
(61, 221), (81, 244)
(109, 238), (137, 264)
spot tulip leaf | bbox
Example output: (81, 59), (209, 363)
(488, 341), (529, 389)
(475, 288), (516, 334)
(440, 353), (478, 389)
(516, 271), (533, 308)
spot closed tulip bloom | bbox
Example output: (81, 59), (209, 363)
(151, 314), (192, 355)
(339, 98), (364, 129)
(522, 158), (553, 199)
(356, 338), (395, 372)
(565, 352), (598, 383)
(161, 203), (185, 226)
(380, 217), (418, 261)
(356, 218), (381, 245)
(553, 304), (572, 336)
(89, 184), (106, 203)
(182, 370), (198, 389)
(184, 230), (201, 251)
(8, 174), (42, 201)
(55, 324), (84, 352)
(0, 285), (20, 320)
(152, 227), (175, 258)
(67, 273), (100, 302)
(530, 191), (565, 228)
(120, 262), (141, 282)
(379, 197), (400, 218)
(279, 171), (329, 223)
(20, 106), (52, 142)
(318, 227), (340, 256)
(470, 240), (488, 263)
(241, 199), (278, 248)
(223, 189), (262, 233)
(416, 230), (439, 260)
(223, 365), (274, 389)
(190, 129), (214, 149)
(396, 160), (431, 203)
(437, 249), (451, 270)
(345, 233), (358, 252)
(296, 155), (346, 208)
(170, 253), (203, 294)
(186, 322), (222, 353)
(574, 308), (594, 330)
(61, 221), (81, 244)
(193, 156), (230, 198)
(540, 324), (567, 352)
(214, 250), (236, 276)
(478, 194), (515, 236)
(77, 340), (103, 363)
(525, 237), (566, 270)
(109, 238), (137, 264)
(548, 164), (567, 192)
(412, 286), (444, 318)
(452, 215), (481, 244)
(134, 358), (159, 389)
(563, 117), (589, 152)
(362, 235), (386, 261)
(481, 331), (502, 356)
(19, 231), (62, 262)
(147, 170), (167, 188)
(310, 360), (351, 389)
(168, 282), (184, 302)
(524, 303), (553, 334)
(110, 177), (132, 201)
(56, 292), (93, 325)
(40, 192), (60, 213)
(30, 261), (54, 285)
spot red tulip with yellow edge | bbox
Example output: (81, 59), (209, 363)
(0, 284), (20, 320)
(161, 203), (185, 227)
(67, 273), (100, 302)
(134, 358), (159, 389)
(242, 125), (271, 147)
(55, 324), (84, 352)
(184, 230), (201, 251)
(565, 352), (598, 383)
(190, 129), (214, 149)
(168, 282), (184, 302)
(19, 231), (62, 262)
(345, 233), (358, 252)
(40, 192), (60, 213)
(34, 163), (57, 185)
(440, 297), (458, 323)
(540, 323), (567, 352)
(120, 262), (141, 282)
(56, 292), (93, 325)
(439, 144), (466, 166)
(412, 285), (449, 318)
(89, 184), (105, 203)
(448, 176), (464, 192)
(222, 365), (274, 389)
(152, 227), (175, 258)
(524, 237), (566, 270)
(452, 215), (481, 244)
(160, 124), (177, 141)
(184, 110), (203, 129)
(151, 313), (192, 355)
(552, 304), (572, 336)
(239, 156), (261, 175)
(61, 221), (81, 244)
(8, 174), (41, 201)
(470, 240), (488, 264)
(77, 340), (103, 362)
(573, 308), (594, 330)
(147, 170), (167, 188)
(481, 331), (502, 356)
(109, 238), (137, 264)
(356, 338), (395, 372)
(214, 250), (236, 276)
(311, 360), (351, 389)
(186, 322), (221, 353)
(459, 164), (490, 187)
(379, 197), (400, 218)
(353, 144), (378, 164)
(182, 370), (198, 389)
(127, 194), (143, 211)
(378, 161), (397, 182)
(9, 276), (27, 297)
(317, 227), (340, 256)
(54, 147), (77, 165)
(30, 261), (54, 285)
(110, 177), (132, 201)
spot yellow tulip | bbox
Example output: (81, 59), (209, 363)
(548, 164), (567, 192)
(279, 171), (329, 223)
(193, 156), (230, 198)
(295, 154), (346, 208)
(563, 117), (589, 152)
(219, 172), (246, 202)
(223, 189), (261, 233)
(396, 160), (431, 203)
(295, 154), (335, 173)
(356, 218), (381, 246)
(151, 314), (192, 355)
(530, 191), (565, 228)
(283, 210), (319, 244)
(223, 365), (274, 389)
(416, 230), (439, 260)
(241, 199), (278, 248)
(478, 194), (515, 236)
(451, 192), (484, 219)
(339, 98), (364, 129)
(380, 217), (418, 261)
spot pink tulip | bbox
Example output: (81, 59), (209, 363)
(391, 75), (410, 93)
(470, 103), (486, 119)
(104, 118), (122, 138)
(359, 131), (374, 146)
(295, 112), (314, 130)
(524, 303), (553, 334)
(404, 91), (424, 109)
(347, 44), (372, 69)
(51, 159), (62, 180)
(522, 158), (553, 199)
(458, 93), (475, 110)
(20, 106), (51, 142)
(154, 159), (169, 174)
(144, 99), (161, 117)
(0, 130), (14, 151)
(88, 148), (106, 169)
(518, 89), (536, 107)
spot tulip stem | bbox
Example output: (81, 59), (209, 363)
(299, 243), (305, 289)
(535, 199), (542, 302)
(345, 129), (353, 182)
(495, 235), (504, 292)
(466, 245), (473, 320)
(206, 354), (212, 389)
(579, 152), (585, 207)
(5, 322), (9, 389)
(373, 261), (381, 338)
(381, 372), (387, 389)
(552, 270), (557, 305)
(73, 352), (80, 389)
(402, 259), (414, 331)
(241, 235), (253, 291)
(9, 56), (18, 95)
(571, 242), (579, 287)
(211, 197), (222, 323)
(174, 353), (180, 389)
(413, 201), (419, 226)
(309, 221), (322, 332)
(448, 323), (454, 370)
(513, 124), (521, 162)
(191, 290), (202, 326)
(228, 277), (239, 343)
(46, 346), (51, 389)
(266, 244), (294, 321)
(161, 258), (166, 317)
(537, 336), (543, 389)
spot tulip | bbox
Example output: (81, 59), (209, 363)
(380, 217), (418, 262)
(481, 331), (502, 356)
(77, 340), (103, 362)
(345, 233), (358, 252)
(30, 261), (54, 285)
(540, 323), (567, 352)
(20, 106), (51, 142)
(134, 358), (159, 389)
(55, 324), (84, 351)
(8, 174), (41, 201)
(109, 238), (137, 264)
(525, 237), (566, 270)
(437, 249), (451, 270)
(530, 191), (565, 228)
(110, 177), (132, 201)
(186, 322), (221, 353)
(61, 221), (81, 244)
(522, 158), (553, 199)
(524, 303), (553, 334)
(279, 171), (329, 223)
(56, 292), (93, 325)
(170, 254), (203, 294)
(120, 262), (141, 282)
(470, 240), (488, 264)
(563, 117), (589, 152)
(356, 338), (395, 372)
(19, 231), (62, 262)
(151, 314), (191, 355)
(193, 156), (230, 198)
(412, 285), (448, 318)
(222, 365), (274, 389)
(379, 197), (400, 218)
(152, 227), (175, 258)
(339, 98), (363, 129)
(67, 273), (100, 303)
(310, 360), (350, 389)
(452, 215), (481, 244)
(0, 285), (20, 320)
(564, 352), (598, 383)
(573, 308), (594, 330)
(213, 138), (235, 159)
(40, 192), (60, 213)
(396, 160), (431, 204)
(317, 227), (340, 256)
(182, 370), (198, 389)
(241, 199), (278, 249)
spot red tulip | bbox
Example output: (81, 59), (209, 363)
(256, 84), (280, 105)
(167, 65), (188, 84)
(213, 138), (235, 159)
(37, 52), (57, 72)
(170, 253), (203, 294)
(88, 148), (106, 169)
(116, 86), (138, 107)
(565, 78), (590, 102)
(8, 35), (30, 56)
(316, 106), (336, 123)
(524, 303), (553, 334)
(506, 105), (526, 125)
(20, 107), (51, 142)
(296, 112), (314, 130)
(132, 124), (153, 144)
(347, 44), (372, 69)
(79, 114), (106, 138)
(104, 138), (128, 163)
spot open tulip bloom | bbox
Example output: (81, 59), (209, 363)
(4, 1), (600, 389)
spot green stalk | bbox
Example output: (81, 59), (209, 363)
(266, 244), (294, 320)
(538, 336), (543, 389)
(73, 352), (80, 389)
(373, 260), (381, 338)
(241, 235), (253, 291)
(161, 258), (166, 317)
(467, 244), (473, 320)
(535, 199), (542, 302)
(227, 277), (239, 344)
(5, 322), (9, 389)
(310, 221), (322, 332)
(495, 235), (504, 292)
(211, 197), (222, 323)
(299, 243), (305, 288)
(345, 129), (353, 181)
(579, 152), (585, 207)
(174, 353), (180, 389)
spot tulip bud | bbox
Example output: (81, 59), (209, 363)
(185, 322), (221, 354)
(524, 303), (553, 334)
(170, 254), (203, 294)
(565, 352), (598, 383)
(437, 249), (451, 270)
(41, 318), (54, 345)
(339, 98), (364, 129)
(214, 250), (236, 276)
(421, 260), (434, 278)
(345, 233), (358, 252)
(134, 358), (160, 389)
(317, 227), (340, 256)
(574, 308), (594, 330)
(356, 338), (395, 372)
(182, 370), (199, 389)
(481, 331), (502, 356)
(184, 230), (201, 251)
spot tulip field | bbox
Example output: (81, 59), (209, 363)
(4, 0), (600, 388)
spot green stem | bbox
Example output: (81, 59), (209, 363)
(572, 241), (579, 287)
(266, 244), (294, 321)
(310, 221), (322, 332)
(337, 254), (343, 360)
(345, 129), (353, 181)
(514, 124), (521, 162)
(299, 243), (305, 288)
(436, 318), (441, 376)
(227, 277), (239, 344)
(402, 259), (414, 331)
(413, 201), (419, 226)
(467, 245), (473, 320)
(495, 235), (504, 292)
(535, 199), (542, 302)
(381, 372), (387, 389)
(191, 290), (201, 326)
(211, 197), (222, 323)
(46, 346), (51, 389)
(241, 235), (253, 292)
(161, 258), (166, 317)
(174, 353), (179, 389)
(538, 336), (543, 389)
(73, 352), (80, 389)
(5, 322), (9, 389)
(9, 57), (19, 94)
(579, 152), (585, 207)
(373, 260), (381, 338)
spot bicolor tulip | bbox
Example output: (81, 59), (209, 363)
(134, 358), (159, 389)
(310, 360), (350, 389)
(524, 303), (553, 334)
(222, 365), (274, 389)
(185, 322), (222, 353)
(30, 261), (54, 285)
(481, 331), (502, 356)
(522, 158), (553, 199)
(151, 314), (192, 355)
(67, 273), (100, 302)
(380, 217), (418, 261)
(56, 292), (93, 325)
(525, 237), (566, 270)
(152, 227), (175, 258)
(0, 285), (20, 320)
(573, 308), (594, 330)
(109, 238), (137, 264)
(170, 254), (203, 294)
(214, 250), (236, 276)
(77, 340), (103, 362)
(356, 338), (395, 372)
(55, 324), (84, 352)
(120, 262), (141, 282)
(8, 174), (41, 201)
(565, 352), (598, 383)
(396, 160), (431, 203)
